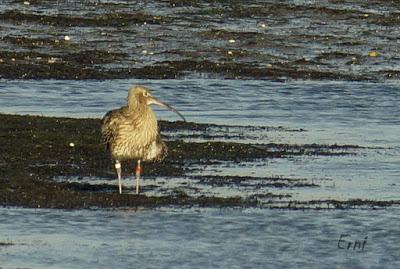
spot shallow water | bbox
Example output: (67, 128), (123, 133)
(1, 79), (400, 267)
(1, 208), (400, 268)
(1, 79), (400, 145)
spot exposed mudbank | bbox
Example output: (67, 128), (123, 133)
(1, 113), (398, 209)
(0, 0), (399, 80)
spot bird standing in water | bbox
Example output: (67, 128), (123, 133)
(101, 85), (186, 194)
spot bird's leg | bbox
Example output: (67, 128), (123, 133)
(135, 160), (142, 194)
(115, 160), (122, 194)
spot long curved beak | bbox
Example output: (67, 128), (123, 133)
(148, 97), (186, 122)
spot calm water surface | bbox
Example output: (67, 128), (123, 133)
(1, 79), (400, 145)
(0, 79), (399, 268)
(1, 208), (400, 268)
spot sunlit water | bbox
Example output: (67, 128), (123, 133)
(0, 79), (399, 267)
(1, 208), (400, 268)
(1, 79), (399, 146)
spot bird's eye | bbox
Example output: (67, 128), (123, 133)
(143, 91), (149, 97)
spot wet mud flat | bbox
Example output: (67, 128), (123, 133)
(1, 113), (398, 210)
(0, 0), (399, 80)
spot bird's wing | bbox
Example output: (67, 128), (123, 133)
(101, 108), (124, 148)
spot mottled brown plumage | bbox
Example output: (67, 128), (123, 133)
(102, 88), (167, 162)
(101, 85), (186, 194)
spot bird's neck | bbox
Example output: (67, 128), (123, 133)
(127, 104), (157, 127)
(128, 98), (140, 110)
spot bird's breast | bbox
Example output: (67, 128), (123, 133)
(111, 109), (160, 160)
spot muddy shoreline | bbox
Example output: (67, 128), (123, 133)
(1, 0), (399, 80)
(1, 113), (398, 209)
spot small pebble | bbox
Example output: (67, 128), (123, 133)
(64, 35), (70, 41)
(69, 142), (75, 148)
(47, 57), (56, 64)
(368, 51), (378, 57)
(227, 51), (233, 55)
(142, 50), (148, 54)
(23, 1), (30, 5)
(228, 39), (236, 43)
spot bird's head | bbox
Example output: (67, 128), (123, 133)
(128, 85), (154, 106)
(127, 85), (186, 122)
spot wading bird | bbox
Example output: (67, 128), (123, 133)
(101, 85), (186, 194)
